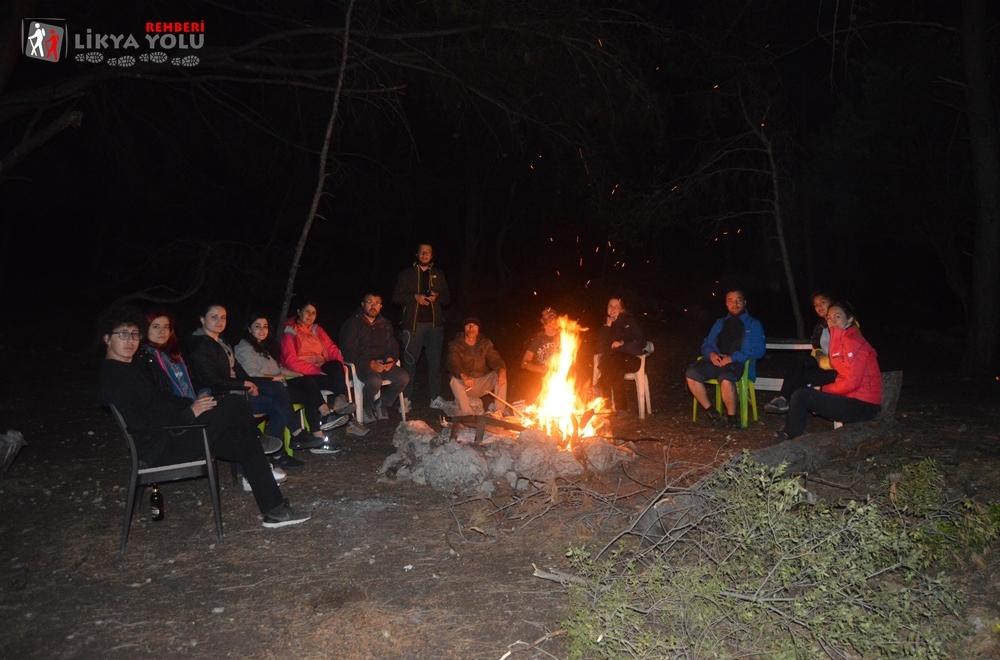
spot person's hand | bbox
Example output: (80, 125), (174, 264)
(190, 393), (217, 418)
(611, 340), (624, 350)
(383, 357), (396, 368)
(605, 315), (614, 327)
(427, 291), (438, 302)
(497, 369), (507, 387)
(709, 352), (723, 367)
(245, 381), (259, 396)
(462, 375), (474, 390)
(719, 355), (733, 366)
(271, 375), (285, 382)
(371, 359), (384, 373)
(415, 293), (430, 306)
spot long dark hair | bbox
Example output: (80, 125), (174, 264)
(145, 309), (183, 361)
(243, 313), (281, 360)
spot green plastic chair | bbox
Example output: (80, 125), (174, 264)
(691, 358), (758, 428)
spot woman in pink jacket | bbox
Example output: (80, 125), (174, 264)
(280, 301), (352, 413)
(777, 302), (882, 440)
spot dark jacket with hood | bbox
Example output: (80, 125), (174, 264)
(446, 332), (506, 379)
(392, 263), (451, 330)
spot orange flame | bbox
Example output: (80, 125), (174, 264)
(523, 316), (602, 447)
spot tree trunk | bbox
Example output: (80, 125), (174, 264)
(748, 371), (903, 474)
(960, 0), (1000, 374)
(279, 0), (357, 324)
(764, 137), (805, 338)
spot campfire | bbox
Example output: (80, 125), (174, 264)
(521, 316), (605, 448)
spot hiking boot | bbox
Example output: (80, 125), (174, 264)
(331, 395), (353, 414)
(243, 466), (287, 492)
(259, 434), (284, 454)
(309, 439), (343, 455)
(399, 397), (412, 414)
(375, 402), (389, 422)
(270, 452), (304, 469)
(319, 413), (350, 431)
(429, 396), (448, 410)
(764, 396), (789, 414)
(346, 418), (371, 437)
(262, 501), (312, 528)
(726, 415), (741, 430)
(289, 433), (325, 451)
(362, 409), (377, 425)
(701, 407), (721, 426)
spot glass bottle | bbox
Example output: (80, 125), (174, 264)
(150, 485), (164, 521)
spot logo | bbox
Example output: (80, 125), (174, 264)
(21, 18), (204, 68)
(23, 19), (69, 63)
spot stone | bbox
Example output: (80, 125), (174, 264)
(423, 443), (491, 493)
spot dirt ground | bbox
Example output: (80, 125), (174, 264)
(3, 339), (1000, 659)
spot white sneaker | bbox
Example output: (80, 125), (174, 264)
(243, 466), (287, 492)
(399, 397), (412, 414)
(430, 396), (447, 410)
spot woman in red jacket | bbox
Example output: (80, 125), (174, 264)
(777, 302), (882, 440)
(279, 301), (352, 413)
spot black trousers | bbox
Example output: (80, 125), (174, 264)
(597, 352), (641, 411)
(786, 388), (881, 439)
(778, 355), (837, 399)
(154, 396), (283, 513)
(285, 376), (327, 432)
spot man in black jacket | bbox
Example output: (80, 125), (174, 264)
(339, 294), (410, 425)
(96, 306), (310, 528)
(392, 243), (450, 409)
(446, 317), (509, 417)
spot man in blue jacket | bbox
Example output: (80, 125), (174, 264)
(685, 289), (765, 430)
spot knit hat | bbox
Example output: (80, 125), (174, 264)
(463, 317), (481, 328)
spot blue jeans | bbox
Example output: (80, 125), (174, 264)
(247, 379), (302, 437)
(401, 323), (444, 400)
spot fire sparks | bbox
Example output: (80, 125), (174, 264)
(522, 316), (603, 447)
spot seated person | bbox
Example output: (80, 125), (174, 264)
(338, 293), (409, 427)
(777, 302), (882, 440)
(185, 304), (314, 455)
(520, 306), (560, 404)
(97, 305), (310, 528)
(447, 317), (510, 416)
(593, 297), (646, 413)
(141, 309), (290, 481)
(236, 314), (348, 453)
(143, 310), (197, 400)
(764, 291), (840, 414)
(685, 289), (765, 429)
(279, 301), (353, 418)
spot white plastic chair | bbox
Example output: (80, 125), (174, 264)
(344, 362), (407, 423)
(592, 341), (654, 419)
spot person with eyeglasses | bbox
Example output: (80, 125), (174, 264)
(392, 243), (451, 410)
(339, 293), (409, 427)
(520, 307), (562, 404)
(96, 305), (311, 528)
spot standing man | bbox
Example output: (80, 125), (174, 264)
(446, 317), (510, 417)
(685, 289), (766, 429)
(339, 294), (410, 426)
(393, 243), (451, 410)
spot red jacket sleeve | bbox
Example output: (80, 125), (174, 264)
(315, 325), (344, 363)
(280, 330), (322, 376)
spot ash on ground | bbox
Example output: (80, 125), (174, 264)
(378, 420), (634, 494)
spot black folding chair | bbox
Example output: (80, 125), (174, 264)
(110, 405), (224, 556)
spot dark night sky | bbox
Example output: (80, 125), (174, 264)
(0, 0), (990, 359)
